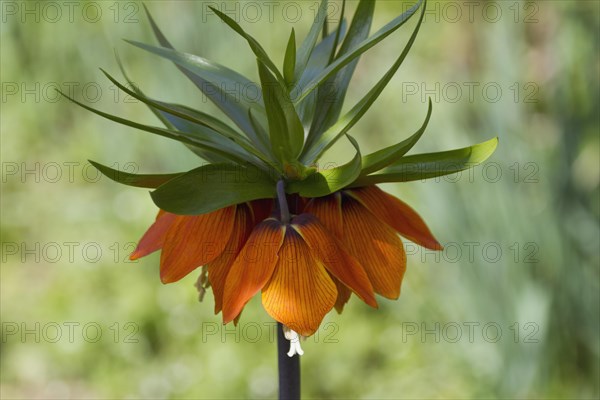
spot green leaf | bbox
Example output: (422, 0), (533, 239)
(150, 163), (276, 215)
(351, 137), (499, 186)
(360, 98), (432, 175)
(113, 53), (228, 163)
(327, 0), (346, 64)
(302, 0), (427, 163)
(305, 0), (374, 150)
(294, 0), (328, 81)
(287, 135), (362, 197)
(295, 20), (347, 128)
(58, 90), (258, 166)
(89, 160), (181, 188)
(142, 5), (269, 145)
(101, 69), (275, 166)
(294, 0), (424, 104)
(209, 7), (285, 85)
(102, 69), (245, 141)
(283, 29), (297, 87)
(257, 60), (305, 164)
(125, 40), (269, 150)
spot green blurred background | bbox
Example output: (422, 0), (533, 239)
(1, 1), (598, 398)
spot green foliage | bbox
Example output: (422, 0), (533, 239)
(89, 160), (181, 189)
(354, 137), (499, 185)
(288, 136), (362, 197)
(151, 163), (276, 215)
(60, 0), (498, 206)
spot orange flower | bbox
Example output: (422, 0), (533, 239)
(305, 185), (443, 310)
(129, 185), (440, 337)
(220, 213), (377, 336)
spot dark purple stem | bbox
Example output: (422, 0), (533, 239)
(277, 322), (300, 400)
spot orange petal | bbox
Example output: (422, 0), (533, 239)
(207, 204), (254, 314)
(292, 213), (377, 308)
(261, 229), (337, 336)
(160, 206), (236, 284)
(332, 277), (352, 313)
(130, 211), (178, 260)
(348, 186), (443, 250)
(341, 196), (407, 299)
(303, 193), (343, 238)
(221, 218), (285, 323)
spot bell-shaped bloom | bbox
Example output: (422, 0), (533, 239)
(304, 185), (442, 308)
(220, 214), (377, 336)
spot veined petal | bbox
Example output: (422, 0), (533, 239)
(332, 276), (352, 313)
(261, 229), (337, 336)
(303, 193), (343, 238)
(347, 186), (443, 250)
(130, 211), (178, 260)
(342, 196), (407, 299)
(160, 206), (236, 283)
(207, 204), (254, 314)
(222, 218), (285, 323)
(292, 213), (377, 308)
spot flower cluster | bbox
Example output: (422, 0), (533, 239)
(130, 185), (441, 336)
(65, 0), (497, 345)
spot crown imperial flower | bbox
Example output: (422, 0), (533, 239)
(65, 0), (498, 351)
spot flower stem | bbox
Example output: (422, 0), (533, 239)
(277, 322), (300, 399)
(276, 180), (291, 224)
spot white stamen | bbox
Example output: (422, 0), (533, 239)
(283, 327), (304, 357)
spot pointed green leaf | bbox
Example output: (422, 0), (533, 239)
(126, 40), (269, 150)
(360, 98), (432, 175)
(294, 0), (328, 80)
(102, 69), (245, 141)
(351, 137), (499, 186)
(287, 135), (362, 197)
(294, 0), (424, 104)
(305, 0), (373, 150)
(257, 60), (304, 164)
(327, 0), (346, 64)
(89, 160), (181, 188)
(209, 7), (285, 85)
(295, 20), (347, 128)
(142, 5), (270, 148)
(114, 54), (228, 163)
(302, 0), (427, 163)
(150, 163), (276, 215)
(295, 20), (347, 93)
(58, 90), (259, 166)
(101, 68), (275, 166)
(283, 29), (297, 87)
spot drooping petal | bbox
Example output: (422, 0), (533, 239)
(347, 186), (443, 250)
(221, 218), (285, 323)
(130, 211), (178, 260)
(292, 213), (377, 308)
(160, 206), (236, 283)
(341, 196), (407, 299)
(261, 229), (337, 336)
(207, 204), (254, 314)
(303, 193), (343, 237)
(332, 276), (352, 313)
